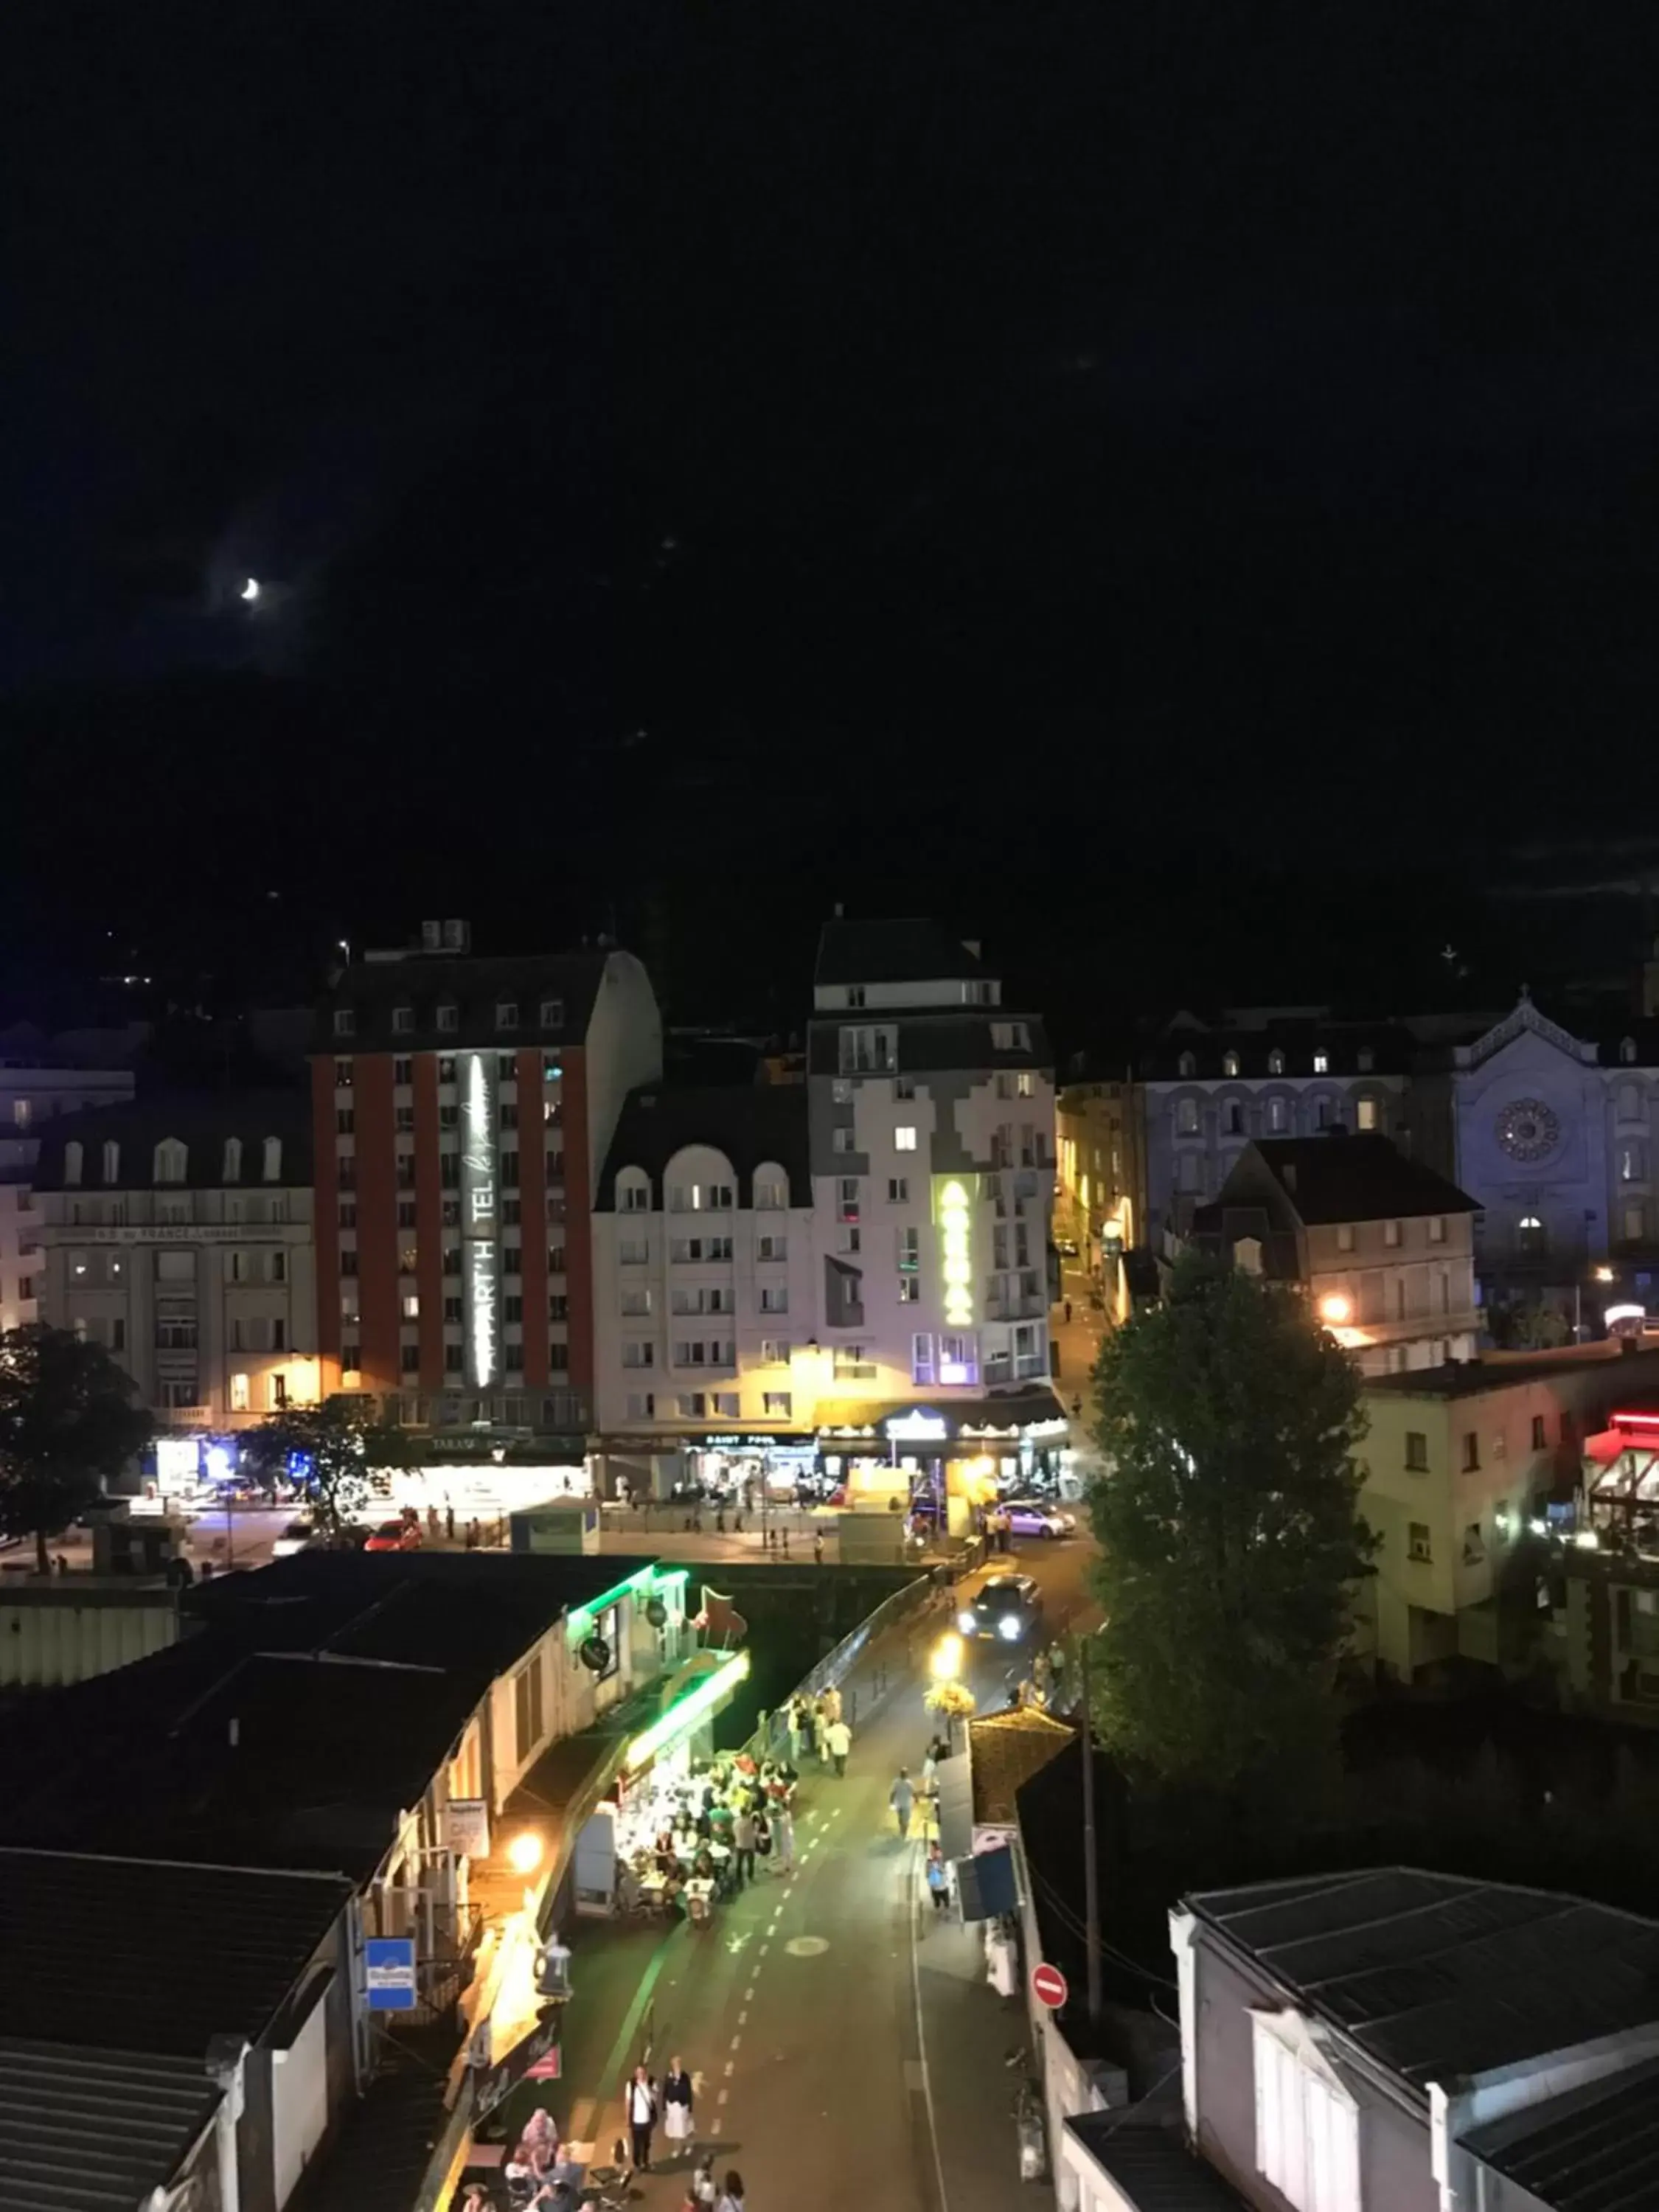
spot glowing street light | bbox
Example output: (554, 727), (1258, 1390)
(1593, 1266), (1616, 1284)
(930, 1632), (964, 1682)
(507, 1830), (544, 1876)
(1318, 1293), (1352, 1326)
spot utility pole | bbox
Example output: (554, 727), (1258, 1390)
(1079, 1632), (1102, 2025)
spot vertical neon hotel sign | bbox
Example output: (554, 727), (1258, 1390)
(939, 1179), (973, 1328)
(462, 1053), (498, 1387)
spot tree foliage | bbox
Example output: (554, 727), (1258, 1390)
(0, 1324), (154, 1572)
(1087, 1251), (1375, 1797)
(238, 1395), (414, 1538)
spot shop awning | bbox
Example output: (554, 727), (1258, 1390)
(936, 1750), (975, 1863)
(955, 1845), (1018, 1922)
(813, 1388), (1066, 1437)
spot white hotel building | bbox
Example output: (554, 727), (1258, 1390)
(590, 921), (1065, 1505)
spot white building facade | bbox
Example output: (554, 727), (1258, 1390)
(0, 1057), (136, 1332)
(33, 1094), (318, 1434)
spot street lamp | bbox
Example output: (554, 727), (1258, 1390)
(1318, 1293), (1352, 1327)
(507, 1830), (544, 1876)
(930, 1632), (964, 1682)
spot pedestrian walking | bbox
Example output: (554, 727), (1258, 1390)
(1064, 1296), (1073, 1324)
(813, 1528), (824, 1565)
(714, 2171), (745, 2212)
(890, 1767), (916, 1839)
(787, 1697), (805, 1764)
(781, 1528), (790, 1556)
(732, 1804), (757, 1885)
(445, 1501), (456, 1541)
(825, 1715), (852, 1777)
(661, 2054), (695, 2156)
(926, 1842), (950, 1913)
(627, 2065), (658, 2171)
(772, 1803), (795, 1872)
(821, 1683), (842, 1726)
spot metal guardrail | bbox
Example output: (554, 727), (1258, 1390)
(742, 1566), (947, 1758)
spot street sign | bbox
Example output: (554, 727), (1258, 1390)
(364, 1937), (418, 2011)
(447, 1798), (490, 1858)
(1031, 1961), (1068, 2011)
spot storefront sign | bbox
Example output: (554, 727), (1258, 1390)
(364, 1937), (418, 2011)
(886, 1411), (949, 1441)
(462, 1052), (498, 1388)
(473, 2015), (561, 2122)
(446, 1798), (490, 1858)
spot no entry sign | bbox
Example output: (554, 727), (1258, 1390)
(1031, 1961), (1068, 2010)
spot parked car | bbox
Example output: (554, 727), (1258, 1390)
(1001, 1497), (1077, 1539)
(958, 1573), (1043, 1642)
(364, 1518), (422, 1553)
(272, 1520), (316, 1558)
(1054, 1236), (1080, 1259)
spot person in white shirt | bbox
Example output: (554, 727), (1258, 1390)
(627, 2065), (658, 2171)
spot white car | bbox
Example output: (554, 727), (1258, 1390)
(272, 1520), (316, 1558)
(1001, 1498), (1077, 1539)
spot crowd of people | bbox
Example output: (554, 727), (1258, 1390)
(778, 1684), (852, 1773)
(615, 1751), (799, 1924)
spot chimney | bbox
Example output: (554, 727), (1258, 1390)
(442, 919), (470, 952)
(832, 902), (844, 919)
(420, 920), (442, 952)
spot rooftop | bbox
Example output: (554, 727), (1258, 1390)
(1366, 1343), (1659, 1402)
(0, 2040), (223, 2212)
(1461, 2052), (1659, 2212)
(0, 1846), (353, 2056)
(32, 1088), (312, 1190)
(1245, 1135), (1478, 1225)
(1188, 1867), (1659, 2095)
(594, 1082), (810, 1211)
(815, 917), (985, 988)
(314, 949), (616, 1054)
(805, 1012), (1051, 1076)
(969, 1706), (1076, 1827)
(1065, 2118), (1249, 2211)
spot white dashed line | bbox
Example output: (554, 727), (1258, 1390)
(729, 2034), (741, 2051)
(745, 1986), (755, 2001)
(759, 1944), (769, 1958)
(717, 2088), (728, 2108)
(724, 2060), (735, 2077)
(739, 2010), (748, 2025)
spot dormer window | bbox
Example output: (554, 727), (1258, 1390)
(1621, 1037), (1638, 1065)
(1312, 1050), (1329, 1074)
(333, 1008), (355, 1037)
(539, 998), (564, 1030)
(437, 1002), (459, 1032)
(1357, 1046), (1374, 1073)
(1178, 1051), (1197, 1078)
(64, 1141), (83, 1186)
(1268, 1049), (1285, 1076)
(262, 1136), (282, 1183)
(1222, 1051), (1239, 1078)
(223, 1137), (242, 1183)
(496, 1001), (519, 1031)
(392, 1005), (414, 1034)
(102, 1140), (121, 1184)
(154, 1138), (187, 1185)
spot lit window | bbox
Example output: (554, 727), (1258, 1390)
(1312, 1050), (1329, 1074)
(762, 1392), (793, 1417)
(894, 1127), (917, 1152)
(1356, 1098), (1377, 1131)
(1252, 2017), (1359, 2212)
(230, 1373), (251, 1412)
(1222, 1051), (1239, 1077)
(1268, 1097), (1287, 1133)
(1268, 1050), (1284, 1075)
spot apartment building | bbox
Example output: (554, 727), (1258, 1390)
(1355, 1342), (1659, 1680)
(1054, 1074), (1143, 1273)
(1194, 1135), (1481, 1375)
(311, 925), (660, 1444)
(32, 1094), (316, 1433)
(0, 1049), (136, 1331)
(589, 1084), (817, 1492)
(803, 920), (1062, 1508)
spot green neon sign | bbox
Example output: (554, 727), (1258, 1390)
(625, 1649), (751, 1770)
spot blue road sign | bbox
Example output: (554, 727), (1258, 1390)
(364, 1936), (418, 2011)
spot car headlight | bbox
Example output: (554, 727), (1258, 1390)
(957, 1610), (976, 1635)
(998, 1615), (1023, 1640)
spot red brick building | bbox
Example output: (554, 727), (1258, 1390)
(312, 931), (660, 1442)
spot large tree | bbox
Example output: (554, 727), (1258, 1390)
(0, 1324), (154, 1573)
(1087, 1250), (1374, 1797)
(238, 1394), (413, 1540)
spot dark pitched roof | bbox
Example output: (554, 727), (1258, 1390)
(32, 1088), (312, 1189)
(1243, 1135), (1478, 1225)
(1138, 1018), (1422, 1082)
(1188, 1868), (1659, 2094)
(594, 1084), (810, 1210)
(1064, 2119), (1249, 2211)
(805, 1011), (1051, 1076)
(0, 1846), (352, 2054)
(815, 917), (985, 987)
(1364, 1343), (1659, 1400)
(1460, 2053), (1659, 2212)
(315, 950), (613, 1054)
(0, 2040), (223, 2212)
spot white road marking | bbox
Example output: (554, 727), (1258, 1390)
(729, 2034), (741, 2051)
(739, 2010), (748, 2025)
(745, 1986), (756, 2000)
(759, 1944), (769, 1957)
(717, 2087), (728, 2107)
(908, 1837), (950, 2212)
(724, 2060), (735, 2076)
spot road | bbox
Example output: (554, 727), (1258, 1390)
(521, 1527), (1099, 2212)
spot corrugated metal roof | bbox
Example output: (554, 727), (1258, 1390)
(1065, 2118), (1248, 2209)
(0, 2039), (219, 2212)
(1189, 1868), (1659, 2093)
(1461, 2053), (1659, 2212)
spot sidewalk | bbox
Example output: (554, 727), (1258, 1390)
(913, 1878), (1056, 2212)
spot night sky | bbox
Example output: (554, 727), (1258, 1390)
(6, 3), (1659, 1041)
